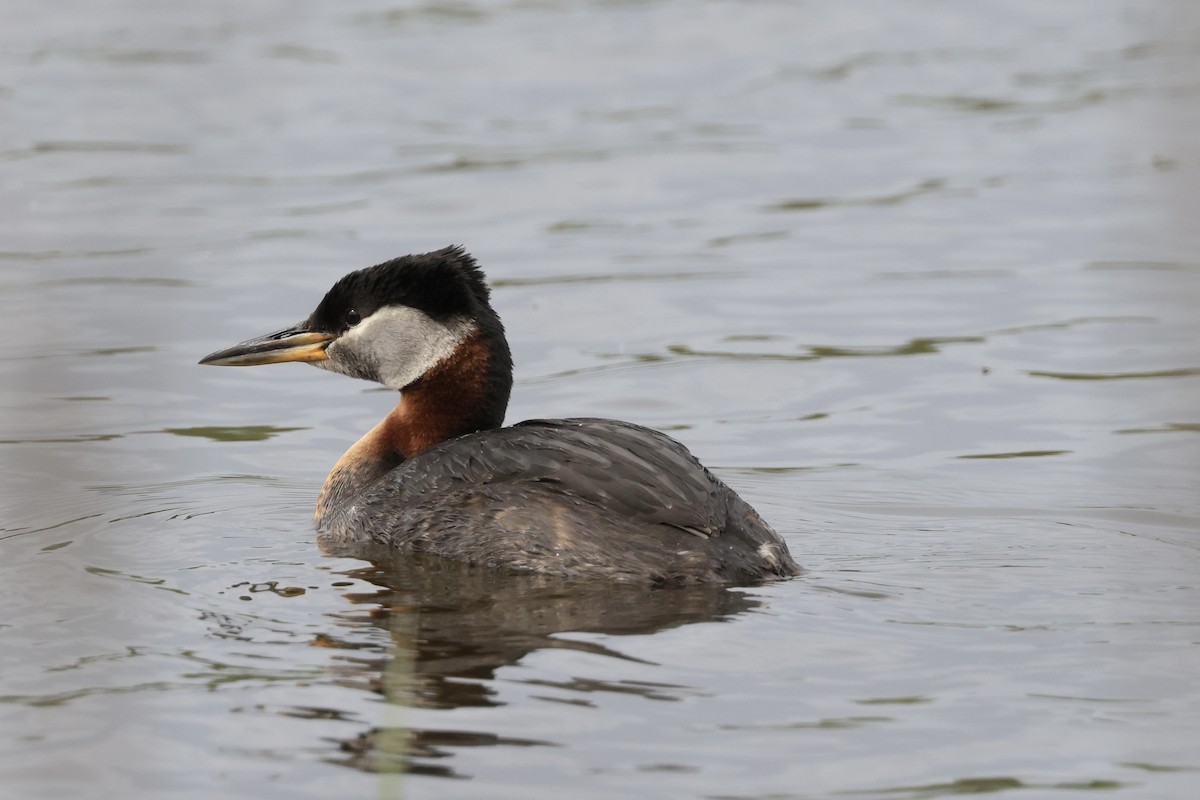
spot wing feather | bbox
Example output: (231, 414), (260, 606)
(376, 418), (727, 536)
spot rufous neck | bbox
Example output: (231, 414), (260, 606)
(315, 330), (510, 522)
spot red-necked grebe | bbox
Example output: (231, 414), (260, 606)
(199, 246), (798, 585)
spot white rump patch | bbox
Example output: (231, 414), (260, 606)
(757, 542), (781, 568)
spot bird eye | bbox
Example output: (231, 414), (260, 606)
(345, 309), (361, 327)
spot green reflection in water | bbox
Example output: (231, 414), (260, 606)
(766, 178), (945, 212)
(0, 434), (122, 444)
(808, 336), (983, 357)
(708, 230), (789, 247)
(896, 90), (1113, 114)
(0, 247), (154, 261)
(841, 775), (1126, 797)
(1028, 368), (1200, 381)
(735, 466), (823, 475)
(230, 580), (307, 598)
(667, 335), (983, 363)
(855, 696), (932, 705)
(722, 715), (892, 731)
(84, 566), (186, 595)
(877, 268), (1013, 280)
(1116, 422), (1200, 435)
(986, 316), (1153, 335)
(4, 645), (333, 707)
(163, 425), (305, 442)
(29, 140), (186, 155)
(531, 332), (989, 385)
(81, 346), (156, 357)
(957, 450), (1070, 460)
(789, 716), (889, 730)
(1120, 762), (1200, 773)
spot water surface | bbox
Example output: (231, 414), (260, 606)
(2, 2), (1199, 798)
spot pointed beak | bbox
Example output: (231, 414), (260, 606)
(198, 324), (335, 367)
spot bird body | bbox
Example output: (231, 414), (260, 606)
(200, 247), (798, 585)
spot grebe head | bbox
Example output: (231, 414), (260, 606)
(199, 246), (513, 424)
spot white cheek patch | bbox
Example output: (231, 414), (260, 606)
(328, 306), (474, 389)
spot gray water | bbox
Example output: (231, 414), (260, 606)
(3, 2), (1199, 798)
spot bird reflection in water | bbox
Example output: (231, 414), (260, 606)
(310, 541), (760, 777)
